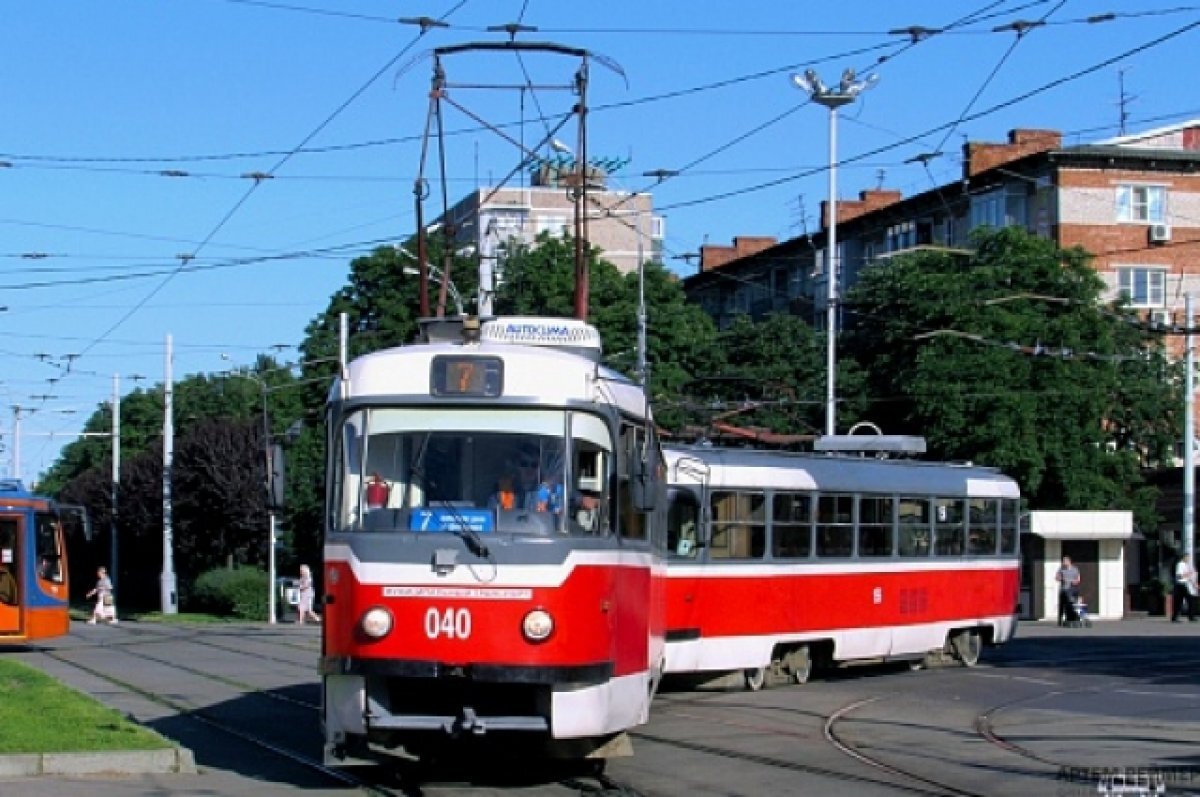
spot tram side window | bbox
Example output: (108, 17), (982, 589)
(933, 498), (965, 556)
(667, 489), (701, 558)
(772, 492), (812, 559)
(709, 491), (765, 559)
(858, 496), (895, 557)
(816, 494), (854, 558)
(967, 498), (999, 555)
(34, 513), (63, 583)
(898, 498), (932, 556)
(999, 499), (1019, 554)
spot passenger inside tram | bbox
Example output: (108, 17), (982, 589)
(0, 565), (16, 605)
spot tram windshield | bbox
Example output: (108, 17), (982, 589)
(333, 408), (612, 536)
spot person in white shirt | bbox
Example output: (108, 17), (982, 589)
(1172, 555), (1198, 622)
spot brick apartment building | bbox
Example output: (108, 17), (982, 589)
(685, 121), (1200, 351)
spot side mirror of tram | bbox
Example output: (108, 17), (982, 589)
(629, 456), (658, 512)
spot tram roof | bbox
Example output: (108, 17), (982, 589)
(664, 445), (1020, 499)
(335, 339), (650, 419)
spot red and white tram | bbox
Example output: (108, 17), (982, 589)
(663, 442), (1021, 689)
(322, 317), (666, 765)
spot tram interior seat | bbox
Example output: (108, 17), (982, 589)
(817, 528), (853, 557)
(898, 527), (930, 556)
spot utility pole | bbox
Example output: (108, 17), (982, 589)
(111, 374), (120, 590)
(161, 334), (177, 614)
(11, 406), (26, 483)
(1186, 294), (1195, 567)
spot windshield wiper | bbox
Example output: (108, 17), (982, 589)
(407, 463), (490, 559)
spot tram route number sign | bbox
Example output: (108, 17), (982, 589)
(409, 508), (494, 533)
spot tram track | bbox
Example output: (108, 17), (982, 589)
(640, 649), (1200, 796)
(820, 651), (1200, 796)
(33, 626), (646, 797)
(37, 646), (391, 795)
(974, 652), (1200, 768)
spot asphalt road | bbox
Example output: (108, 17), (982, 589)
(5, 617), (1199, 797)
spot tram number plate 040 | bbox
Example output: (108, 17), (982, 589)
(424, 607), (472, 640)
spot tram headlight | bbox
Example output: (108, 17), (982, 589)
(360, 607), (393, 639)
(522, 608), (554, 642)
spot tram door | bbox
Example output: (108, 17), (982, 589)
(0, 517), (21, 634)
(665, 489), (704, 645)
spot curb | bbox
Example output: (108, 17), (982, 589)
(0, 747), (196, 778)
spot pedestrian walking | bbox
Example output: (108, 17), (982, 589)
(296, 564), (321, 625)
(85, 566), (117, 625)
(1055, 555), (1081, 626)
(1171, 555), (1198, 622)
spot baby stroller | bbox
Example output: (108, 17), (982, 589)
(1068, 591), (1091, 628)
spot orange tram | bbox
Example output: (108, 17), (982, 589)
(0, 479), (76, 644)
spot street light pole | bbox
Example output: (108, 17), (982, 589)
(792, 68), (879, 438)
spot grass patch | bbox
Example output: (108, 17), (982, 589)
(131, 611), (234, 624)
(0, 660), (171, 753)
(71, 605), (239, 624)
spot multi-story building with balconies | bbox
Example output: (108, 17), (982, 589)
(685, 121), (1200, 345)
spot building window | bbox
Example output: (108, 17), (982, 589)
(650, 215), (665, 240)
(488, 209), (527, 238)
(970, 190), (1005, 229)
(1117, 266), (1166, 308)
(1116, 184), (1166, 223)
(886, 221), (915, 252)
(968, 185), (1028, 231)
(535, 214), (568, 237)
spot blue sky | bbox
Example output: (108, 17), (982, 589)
(3, 1), (1198, 480)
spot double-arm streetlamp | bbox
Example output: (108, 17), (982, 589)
(791, 67), (879, 437)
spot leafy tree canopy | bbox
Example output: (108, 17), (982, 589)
(843, 227), (1179, 523)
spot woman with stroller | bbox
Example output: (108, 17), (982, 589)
(1055, 555), (1081, 626)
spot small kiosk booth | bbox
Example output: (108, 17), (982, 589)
(1021, 510), (1133, 622)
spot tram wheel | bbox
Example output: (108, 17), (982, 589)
(952, 629), (982, 667)
(743, 667), (767, 691)
(787, 646), (813, 684)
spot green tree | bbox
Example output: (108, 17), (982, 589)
(49, 362), (309, 608)
(494, 232), (720, 430)
(843, 227), (1178, 523)
(698, 313), (867, 438)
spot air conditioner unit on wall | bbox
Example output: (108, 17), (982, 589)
(1150, 308), (1172, 327)
(1149, 223), (1172, 244)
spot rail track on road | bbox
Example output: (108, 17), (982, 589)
(22, 623), (645, 797)
(621, 646), (1200, 797)
(18, 623), (1200, 796)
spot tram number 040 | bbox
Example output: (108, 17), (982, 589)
(424, 607), (472, 640)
